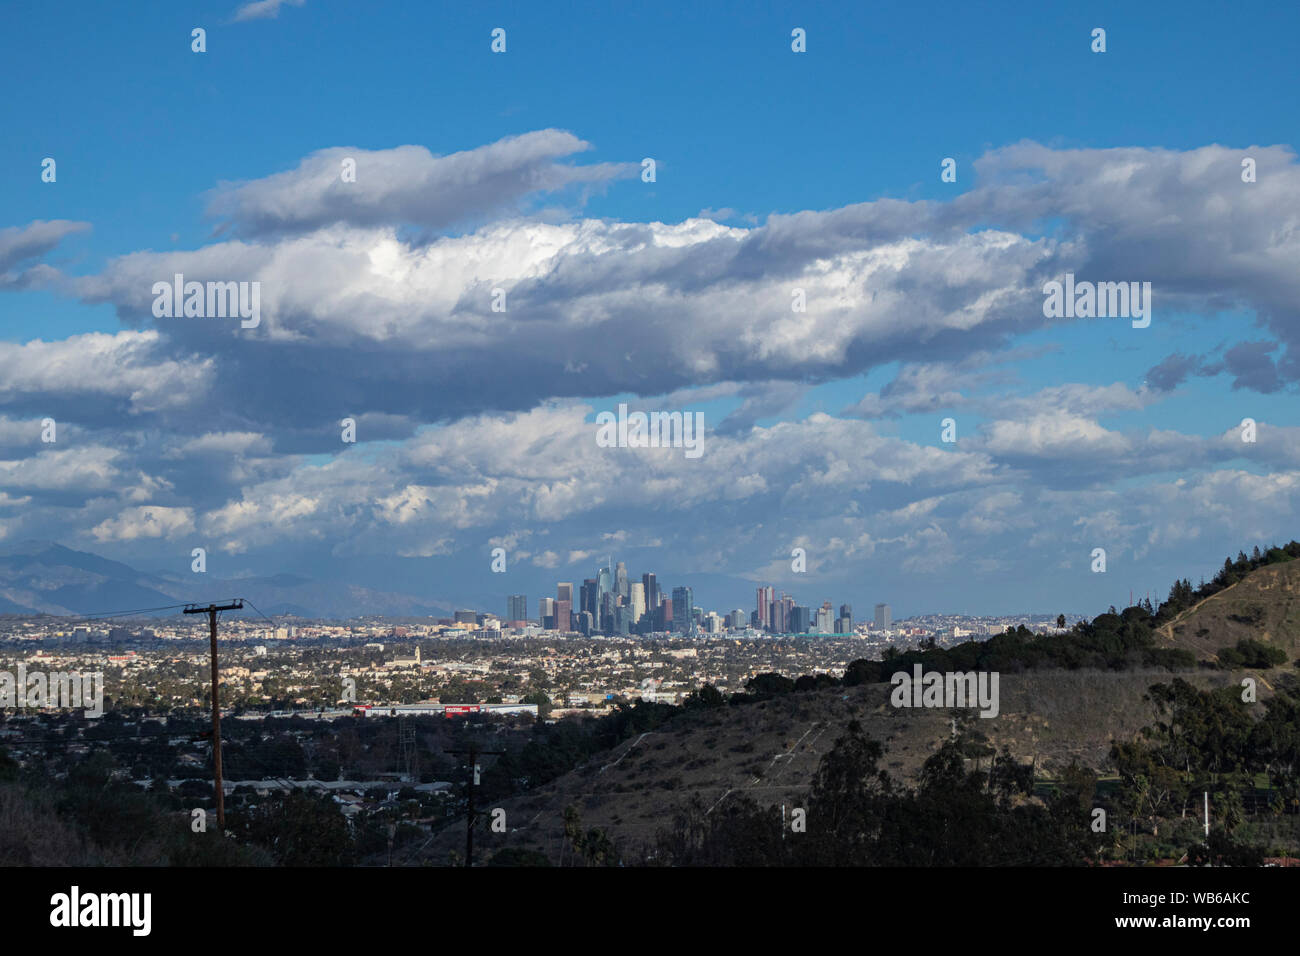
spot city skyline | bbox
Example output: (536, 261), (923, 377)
(503, 554), (933, 637)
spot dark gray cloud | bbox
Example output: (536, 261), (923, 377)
(1220, 340), (1283, 393)
(1146, 352), (1202, 391)
(0, 220), (90, 280)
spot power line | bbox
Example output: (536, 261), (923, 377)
(60, 603), (194, 621)
(240, 599), (280, 630)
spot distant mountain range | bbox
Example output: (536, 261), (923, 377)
(0, 540), (454, 620)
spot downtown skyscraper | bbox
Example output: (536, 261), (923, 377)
(756, 585), (774, 630)
(672, 586), (694, 635)
(556, 582), (573, 632)
(642, 572), (659, 618)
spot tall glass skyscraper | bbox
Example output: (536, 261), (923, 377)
(672, 586), (694, 635)
(615, 561), (629, 603)
(507, 594), (527, 622)
(642, 572), (658, 615)
(601, 591), (617, 633)
(597, 562), (612, 606)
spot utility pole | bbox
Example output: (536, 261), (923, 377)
(447, 744), (504, 867)
(183, 600), (243, 829)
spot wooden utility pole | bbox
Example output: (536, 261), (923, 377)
(447, 744), (504, 867)
(183, 600), (243, 829)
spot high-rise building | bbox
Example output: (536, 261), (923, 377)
(615, 562), (629, 603)
(597, 562), (613, 607)
(770, 594), (791, 634)
(790, 605), (811, 633)
(601, 591), (617, 633)
(672, 587), (694, 634)
(756, 586), (773, 630)
(555, 583), (573, 630)
(642, 572), (659, 616)
(580, 579), (598, 618)
(630, 582), (646, 627)
(730, 609), (747, 630)
(840, 604), (852, 629)
(507, 594), (527, 622)
(874, 603), (891, 628)
(814, 606), (833, 633)
(539, 597), (555, 625)
(454, 609), (477, 625)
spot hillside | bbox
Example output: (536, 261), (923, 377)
(414, 667), (1262, 866)
(1157, 558), (1300, 662)
(413, 552), (1300, 865)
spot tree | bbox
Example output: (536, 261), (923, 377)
(229, 790), (356, 866)
(682, 684), (725, 709)
(561, 805), (619, 866)
(521, 690), (553, 718)
(745, 673), (795, 696)
(801, 719), (890, 865)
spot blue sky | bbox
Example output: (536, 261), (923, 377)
(1, 0), (1297, 619)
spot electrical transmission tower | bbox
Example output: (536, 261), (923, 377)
(398, 717), (419, 782)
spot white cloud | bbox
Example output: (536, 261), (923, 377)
(0, 331), (213, 415)
(91, 506), (194, 541)
(232, 0), (305, 23)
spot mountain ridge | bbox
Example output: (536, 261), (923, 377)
(0, 540), (453, 619)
